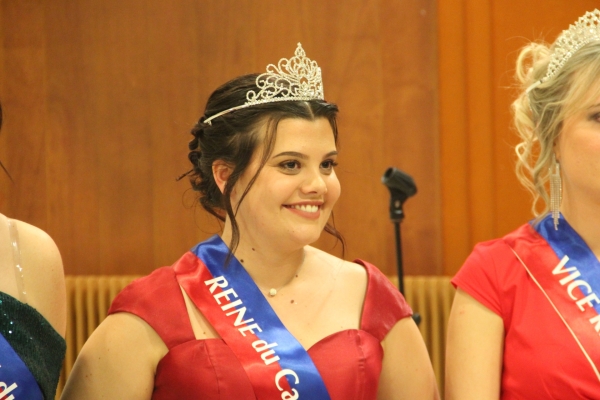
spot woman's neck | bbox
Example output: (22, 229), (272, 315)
(220, 224), (306, 291)
(561, 194), (600, 259)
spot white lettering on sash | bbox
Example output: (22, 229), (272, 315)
(226, 306), (255, 327)
(560, 270), (581, 286)
(238, 323), (262, 336)
(552, 255), (575, 275)
(252, 340), (281, 365)
(275, 369), (300, 399)
(205, 276), (255, 326)
(576, 294), (600, 312)
(567, 280), (593, 299)
(204, 276), (229, 293)
(0, 381), (18, 400)
(552, 255), (600, 332)
(214, 288), (238, 304)
(590, 314), (600, 333)
(221, 299), (243, 311)
(204, 274), (301, 394)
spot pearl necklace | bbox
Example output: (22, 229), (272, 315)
(267, 252), (305, 297)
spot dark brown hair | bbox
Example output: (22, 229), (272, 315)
(0, 102), (13, 182)
(187, 74), (344, 254)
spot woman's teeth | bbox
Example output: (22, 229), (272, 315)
(290, 204), (319, 213)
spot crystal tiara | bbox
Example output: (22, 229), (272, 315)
(204, 43), (325, 125)
(527, 9), (600, 93)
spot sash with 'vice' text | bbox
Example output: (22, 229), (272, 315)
(174, 235), (331, 400)
(505, 214), (600, 382)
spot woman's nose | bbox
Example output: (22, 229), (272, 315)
(301, 168), (327, 195)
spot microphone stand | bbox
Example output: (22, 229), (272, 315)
(382, 167), (421, 325)
(394, 216), (405, 295)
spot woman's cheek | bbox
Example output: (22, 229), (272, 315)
(328, 177), (342, 206)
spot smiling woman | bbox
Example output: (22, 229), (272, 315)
(61, 44), (439, 400)
(224, 118), (341, 251)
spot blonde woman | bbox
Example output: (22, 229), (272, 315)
(446, 9), (600, 399)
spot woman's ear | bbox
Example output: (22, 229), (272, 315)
(212, 161), (232, 194)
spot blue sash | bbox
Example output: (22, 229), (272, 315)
(174, 235), (331, 399)
(0, 332), (44, 400)
(506, 214), (600, 382)
(535, 214), (600, 315)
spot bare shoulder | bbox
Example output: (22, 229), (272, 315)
(445, 288), (504, 399)
(12, 219), (66, 336)
(305, 246), (367, 289)
(378, 317), (440, 399)
(61, 312), (167, 399)
(304, 247), (368, 321)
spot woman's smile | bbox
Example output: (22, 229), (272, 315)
(283, 202), (323, 220)
(230, 117), (340, 248)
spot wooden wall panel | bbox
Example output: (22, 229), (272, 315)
(439, 0), (470, 274)
(378, 0), (441, 277)
(439, 0), (598, 275)
(0, 0), (440, 276)
(0, 3), (5, 209)
(2, 1), (48, 226)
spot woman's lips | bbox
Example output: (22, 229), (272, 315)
(283, 204), (322, 219)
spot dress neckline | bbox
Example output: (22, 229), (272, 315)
(180, 259), (376, 350)
(184, 328), (367, 352)
(0, 291), (64, 339)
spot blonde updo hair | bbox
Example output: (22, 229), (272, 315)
(513, 39), (600, 219)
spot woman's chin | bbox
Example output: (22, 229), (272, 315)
(287, 228), (325, 248)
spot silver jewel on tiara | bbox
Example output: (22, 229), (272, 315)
(527, 9), (600, 93)
(204, 43), (324, 125)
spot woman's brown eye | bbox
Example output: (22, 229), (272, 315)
(281, 161), (300, 170)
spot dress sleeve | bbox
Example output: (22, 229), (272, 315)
(354, 260), (413, 341)
(108, 266), (195, 349)
(451, 239), (515, 317)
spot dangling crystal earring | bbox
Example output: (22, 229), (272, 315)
(549, 154), (562, 230)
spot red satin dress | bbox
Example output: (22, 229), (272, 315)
(109, 259), (412, 400)
(453, 224), (600, 399)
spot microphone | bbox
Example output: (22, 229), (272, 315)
(381, 167), (417, 222)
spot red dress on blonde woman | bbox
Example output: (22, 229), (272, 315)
(453, 220), (600, 399)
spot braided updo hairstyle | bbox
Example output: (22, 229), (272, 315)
(513, 40), (600, 219)
(187, 73), (344, 254)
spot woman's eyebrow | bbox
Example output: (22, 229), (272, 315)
(272, 150), (338, 159)
(272, 151), (307, 159)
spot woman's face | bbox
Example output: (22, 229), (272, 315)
(556, 91), (600, 207)
(231, 117), (341, 249)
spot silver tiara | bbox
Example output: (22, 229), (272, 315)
(204, 43), (324, 125)
(527, 9), (600, 93)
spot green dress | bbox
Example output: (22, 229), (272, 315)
(0, 291), (66, 399)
